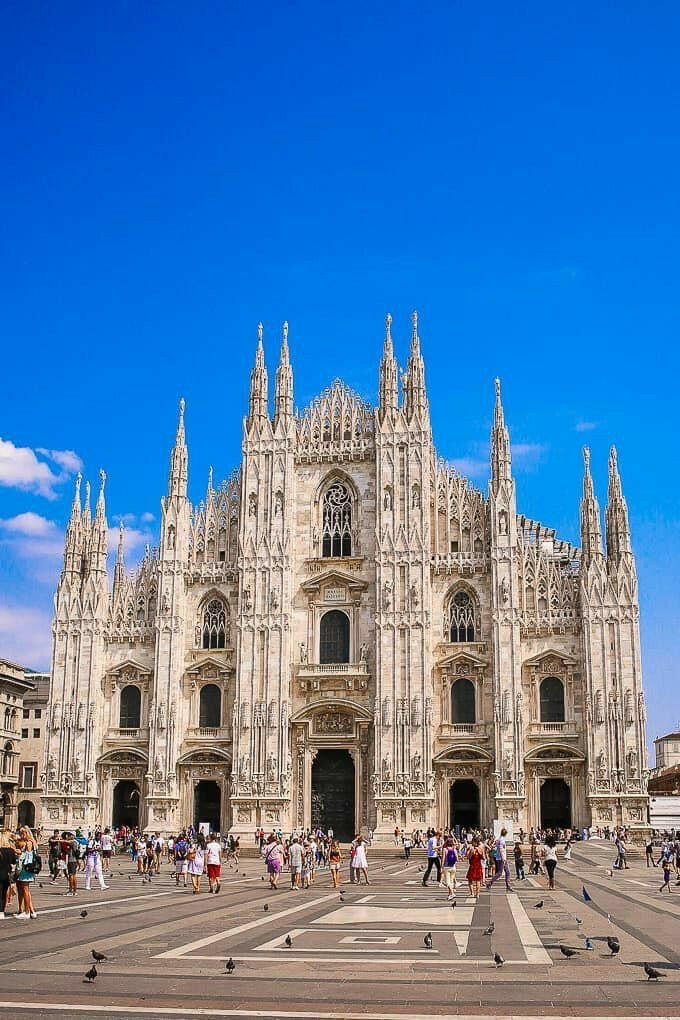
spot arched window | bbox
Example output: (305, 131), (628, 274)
(3, 708), (10, 731)
(322, 482), (352, 557)
(119, 686), (141, 729)
(202, 597), (227, 649)
(540, 676), (565, 723)
(451, 677), (476, 723)
(3, 741), (13, 777)
(199, 684), (221, 728)
(445, 589), (476, 642)
(319, 610), (350, 664)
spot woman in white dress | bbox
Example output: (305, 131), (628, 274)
(352, 836), (370, 885)
(188, 834), (206, 894)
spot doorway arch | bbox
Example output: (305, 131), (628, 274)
(194, 780), (221, 833)
(311, 749), (355, 840)
(113, 780), (140, 829)
(17, 800), (35, 828)
(449, 779), (480, 830)
(540, 778), (571, 830)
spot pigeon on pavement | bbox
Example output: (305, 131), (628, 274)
(575, 917), (583, 926)
(483, 923), (495, 935)
(607, 937), (620, 957)
(225, 957), (235, 974)
(644, 963), (663, 981)
(494, 952), (504, 967)
(284, 934), (292, 948)
(582, 885), (592, 903)
(91, 950), (107, 963)
(424, 932), (433, 949)
(80, 910), (88, 918)
(263, 904), (269, 912)
(534, 900), (544, 908)
(560, 945), (578, 958)
(84, 966), (97, 983)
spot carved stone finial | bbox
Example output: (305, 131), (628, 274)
(257, 321), (264, 344)
(411, 309), (418, 336)
(609, 445), (618, 468)
(84, 480), (91, 513)
(208, 465), (213, 491)
(582, 445), (591, 470)
(282, 320), (288, 343)
(494, 377), (501, 401)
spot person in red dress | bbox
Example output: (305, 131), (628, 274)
(466, 837), (486, 899)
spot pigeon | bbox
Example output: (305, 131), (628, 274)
(225, 957), (235, 974)
(261, 876), (265, 881)
(582, 885), (592, 903)
(339, 894), (345, 902)
(80, 910), (88, 918)
(91, 950), (107, 963)
(39, 883), (43, 888)
(451, 900), (456, 909)
(644, 962), (663, 981)
(575, 917), (583, 926)
(84, 965), (97, 983)
(584, 938), (594, 951)
(483, 923), (495, 936)
(534, 900), (544, 909)
(494, 952), (504, 967)
(560, 945), (578, 958)
(424, 932), (433, 949)
(284, 934), (292, 948)
(607, 937), (620, 957)
(263, 903), (269, 912)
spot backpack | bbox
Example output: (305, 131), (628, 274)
(27, 852), (43, 874)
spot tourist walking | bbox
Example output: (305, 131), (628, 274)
(101, 828), (113, 874)
(466, 837), (485, 899)
(264, 835), (284, 890)
(422, 829), (442, 887)
(174, 831), (190, 887)
(542, 834), (558, 890)
(329, 840), (342, 888)
(513, 841), (525, 881)
(353, 835), (370, 884)
(188, 833), (205, 893)
(288, 836), (303, 890)
(205, 832), (222, 893)
(442, 838), (458, 899)
(14, 826), (38, 919)
(84, 834), (108, 891)
(659, 854), (673, 893)
(487, 827), (513, 891)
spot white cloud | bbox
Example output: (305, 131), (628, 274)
(0, 512), (58, 537)
(0, 438), (82, 499)
(511, 442), (545, 472)
(36, 448), (83, 473)
(575, 420), (598, 432)
(0, 438), (62, 499)
(0, 603), (53, 670)
(140, 511), (155, 523)
(450, 457), (489, 479)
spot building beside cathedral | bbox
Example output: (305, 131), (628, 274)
(42, 314), (650, 839)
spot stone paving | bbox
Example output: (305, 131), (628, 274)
(0, 842), (678, 1018)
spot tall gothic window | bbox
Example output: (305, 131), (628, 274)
(451, 677), (476, 723)
(319, 610), (350, 664)
(445, 589), (476, 642)
(540, 676), (565, 723)
(322, 482), (352, 557)
(202, 597), (227, 649)
(119, 686), (141, 729)
(199, 684), (221, 728)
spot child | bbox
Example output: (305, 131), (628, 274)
(659, 857), (673, 893)
(513, 842), (525, 881)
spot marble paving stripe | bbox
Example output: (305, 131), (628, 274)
(507, 893), (552, 965)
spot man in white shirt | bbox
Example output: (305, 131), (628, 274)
(288, 837), (303, 889)
(205, 833), (222, 893)
(487, 827), (513, 891)
(422, 829), (442, 887)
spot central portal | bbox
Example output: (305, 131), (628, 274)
(449, 779), (480, 830)
(311, 749), (355, 840)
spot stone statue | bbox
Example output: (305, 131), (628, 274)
(499, 510), (508, 535)
(243, 587), (252, 611)
(359, 642), (368, 663)
(500, 577), (510, 604)
(267, 752), (277, 781)
(383, 580), (393, 610)
(382, 754), (392, 781)
(299, 642), (308, 664)
(409, 582), (419, 608)
(383, 487), (392, 511)
(412, 752), (422, 779)
(597, 749), (608, 779)
(157, 702), (165, 731)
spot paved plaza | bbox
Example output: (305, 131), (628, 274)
(0, 842), (678, 1019)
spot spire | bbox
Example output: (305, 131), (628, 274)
(82, 480), (91, 525)
(605, 445), (632, 564)
(62, 472), (83, 577)
(378, 312), (398, 420)
(580, 446), (604, 563)
(89, 468), (108, 573)
(95, 468), (106, 518)
(71, 472), (82, 518)
(402, 310), (429, 422)
(490, 377), (512, 494)
(168, 397), (188, 499)
(207, 464), (214, 495)
(248, 323), (269, 427)
(113, 521), (126, 599)
(273, 320), (293, 427)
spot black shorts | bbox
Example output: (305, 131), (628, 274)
(67, 862), (78, 876)
(545, 860), (557, 879)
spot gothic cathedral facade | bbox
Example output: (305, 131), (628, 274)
(42, 314), (650, 839)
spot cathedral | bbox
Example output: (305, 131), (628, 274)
(42, 314), (650, 840)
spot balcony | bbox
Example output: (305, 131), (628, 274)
(187, 726), (230, 741)
(528, 721), (579, 739)
(106, 727), (148, 742)
(438, 722), (490, 740)
(296, 661), (369, 694)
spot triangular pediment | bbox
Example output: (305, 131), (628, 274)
(301, 567), (368, 594)
(523, 649), (578, 668)
(107, 657), (153, 677)
(436, 648), (488, 668)
(186, 654), (232, 676)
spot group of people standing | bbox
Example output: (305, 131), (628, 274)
(0, 826), (40, 919)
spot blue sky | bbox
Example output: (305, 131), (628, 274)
(0, 2), (678, 751)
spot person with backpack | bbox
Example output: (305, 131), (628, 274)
(174, 831), (189, 887)
(14, 826), (39, 919)
(84, 834), (109, 892)
(442, 838), (458, 900)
